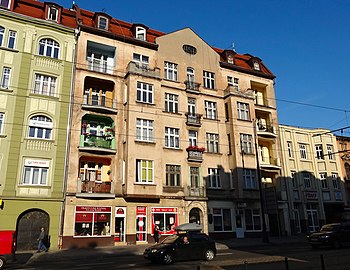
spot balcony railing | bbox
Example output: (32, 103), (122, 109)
(256, 123), (277, 137)
(187, 146), (205, 162)
(186, 186), (205, 197)
(82, 94), (117, 114)
(185, 113), (202, 126)
(79, 134), (116, 153)
(77, 178), (114, 195)
(260, 157), (281, 169)
(87, 57), (113, 74)
(185, 80), (200, 93)
(127, 61), (161, 78)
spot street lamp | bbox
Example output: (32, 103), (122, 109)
(254, 120), (269, 243)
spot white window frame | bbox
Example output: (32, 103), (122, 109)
(165, 93), (179, 113)
(28, 115), (53, 139)
(243, 169), (257, 189)
(0, 112), (4, 134)
(98, 16), (108, 30)
(237, 102), (250, 120)
(136, 81), (153, 104)
(47, 6), (58, 21)
(133, 53), (149, 69)
(315, 144), (324, 160)
(1, 66), (11, 89)
(33, 74), (57, 97)
(136, 159), (154, 184)
(164, 61), (178, 81)
(291, 171), (298, 188)
(187, 67), (195, 82)
(320, 173), (328, 189)
(205, 100), (217, 119)
(38, 38), (60, 59)
(135, 26), (146, 40)
(165, 127), (180, 149)
(332, 173), (340, 189)
(7, 30), (16, 49)
(0, 27), (4, 47)
(208, 168), (221, 189)
(253, 61), (260, 71)
(299, 143), (307, 159)
(303, 173), (311, 188)
(203, 70), (215, 89)
(212, 208), (232, 232)
(22, 159), (49, 186)
(0, 0), (11, 9)
(227, 76), (233, 86)
(327, 144), (334, 160)
(136, 118), (153, 142)
(206, 133), (219, 153)
(287, 141), (293, 158)
(165, 164), (181, 187)
(188, 130), (197, 146)
(240, 133), (253, 154)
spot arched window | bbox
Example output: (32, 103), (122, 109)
(0, 26), (4, 47)
(38, 38), (60, 59)
(28, 115), (52, 139)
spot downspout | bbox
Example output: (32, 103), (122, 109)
(58, 25), (80, 249)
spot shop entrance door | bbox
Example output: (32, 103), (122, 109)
(136, 206), (147, 242)
(235, 210), (244, 238)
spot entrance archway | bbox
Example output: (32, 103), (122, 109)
(189, 208), (202, 224)
(16, 209), (50, 251)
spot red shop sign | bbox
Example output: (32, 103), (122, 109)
(136, 206), (147, 215)
(76, 206), (111, 212)
(75, 213), (93, 223)
(152, 207), (178, 213)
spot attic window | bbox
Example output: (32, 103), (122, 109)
(183, 45), (197, 55)
(253, 61), (260, 71)
(227, 54), (234, 64)
(47, 6), (58, 21)
(98, 16), (108, 30)
(0, 0), (11, 9)
(136, 27), (146, 41)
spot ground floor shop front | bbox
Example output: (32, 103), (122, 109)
(61, 196), (208, 248)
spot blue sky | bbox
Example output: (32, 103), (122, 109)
(55, 0), (350, 135)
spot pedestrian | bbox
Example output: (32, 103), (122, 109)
(37, 227), (48, 253)
(153, 225), (160, 244)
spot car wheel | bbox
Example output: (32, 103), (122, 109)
(333, 240), (342, 249)
(162, 253), (174, 265)
(0, 256), (5, 270)
(204, 249), (215, 261)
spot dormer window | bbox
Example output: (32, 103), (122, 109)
(253, 61), (260, 71)
(227, 54), (234, 64)
(0, 0), (11, 9)
(47, 6), (58, 21)
(98, 16), (108, 30)
(136, 26), (146, 41)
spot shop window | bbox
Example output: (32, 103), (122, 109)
(152, 207), (178, 235)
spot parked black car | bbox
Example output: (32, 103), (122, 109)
(143, 232), (216, 264)
(307, 223), (350, 248)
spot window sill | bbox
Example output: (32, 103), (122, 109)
(0, 46), (19, 53)
(203, 87), (216, 91)
(134, 182), (156, 186)
(205, 151), (222, 156)
(162, 110), (182, 115)
(203, 117), (220, 122)
(163, 147), (183, 151)
(18, 184), (51, 188)
(0, 134), (7, 138)
(0, 87), (13, 93)
(29, 93), (59, 100)
(135, 140), (156, 145)
(237, 118), (252, 122)
(135, 101), (155, 106)
(163, 78), (179, 83)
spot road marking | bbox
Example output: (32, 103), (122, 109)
(218, 252), (234, 256)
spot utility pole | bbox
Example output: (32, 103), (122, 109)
(254, 120), (269, 243)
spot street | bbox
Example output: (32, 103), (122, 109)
(5, 242), (350, 270)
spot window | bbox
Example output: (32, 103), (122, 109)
(165, 165), (181, 187)
(165, 93), (179, 113)
(243, 169), (257, 189)
(205, 100), (217, 119)
(136, 81), (153, 103)
(206, 133), (219, 153)
(245, 209), (261, 231)
(165, 127), (179, 148)
(136, 118), (153, 142)
(7, 30), (16, 49)
(0, 0), (11, 9)
(187, 67), (195, 83)
(74, 206), (111, 237)
(136, 159), (154, 183)
(303, 172), (311, 188)
(240, 134), (253, 154)
(320, 173), (328, 189)
(291, 171), (297, 188)
(135, 26), (146, 40)
(213, 208), (232, 232)
(203, 70), (215, 89)
(164, 62), (178, 81)
(98, 16), (108, 30)
(86, 41), (115, 74)
(253, 61), (260, 71)
(327, 145), (334, 160)
(22, 159), (49, 185)
(227, 134), (232, 155)
(39, 38), (60, 59)
(1, 67), (11, 89)
(190, 167), (200, 188)
(33, 74), (57, 97)
(208, 168), (221, 188)
(189, 130), (197, 146)
(299, 144), (307, 159)
(188, 98), (196, 115)
(152, 207), (178, 234)
(237, 102), (250, 120)
(28, 115), (52, 139)
(315, 144), (324, 160)
(0, 112), (4, 134)
(133, 53), (149, 69)
(287, 141), (293, 158)
(47, 6), (58, 21)
(0, 27), (4, 46)
(227, 76), (233, 86)
(332, 173), (340, 189)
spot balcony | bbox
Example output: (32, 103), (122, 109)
(257, 123), (277, 138)
(260, 157), (281, 171)
(79, 134), (116, 154)
(185, 186), (206, 198)
(127, 61), (161, 79)
(77, 178), (115, 198)
(185, 113), (202, 127)
(187, 146), (205, 162)
(185, 80), (201, 94)
(82, 94), (117, 114)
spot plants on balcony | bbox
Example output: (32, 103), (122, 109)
(186, 145), (205, 152)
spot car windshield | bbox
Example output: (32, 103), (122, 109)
(161, 235), (179, 244)
(320, 224), (340, 232)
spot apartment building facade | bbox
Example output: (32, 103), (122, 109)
(0, 0), (75, 250)
(59, 2), (281, 247)
(279, 125), (346, 234)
